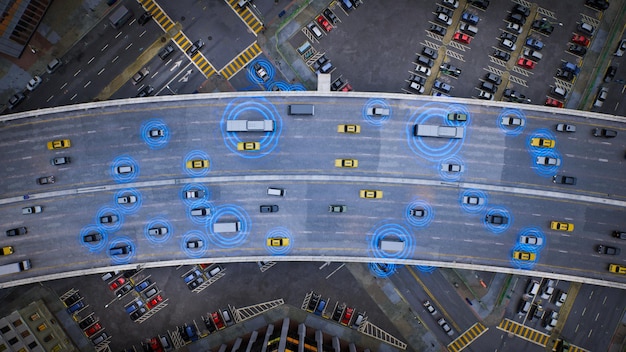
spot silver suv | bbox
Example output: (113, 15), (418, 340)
(132, 68), (149, 85)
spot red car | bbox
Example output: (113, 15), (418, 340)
(517, 58), (536, 69)
(147, 294), (163, 309)
(148, 337), (164, 352)
(341, 307), (354, 325)
(316, 15), (332, 32)
(211, 311), (225, 330)
(545, 98), (564, 108)
(340, 83), (353, 92)
(571, 34), (590, 47)
(85, 323), (102, 337)
(453, 32), (472, 44)
(109, 277), (125, 290)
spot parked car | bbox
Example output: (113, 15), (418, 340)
(525, 38), (544, 50)
(461, 12), (479, 25)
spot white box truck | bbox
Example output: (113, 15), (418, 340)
(0, 260), (31, 276)
(226, 120), (274, 132)
(379, 239), (405, 252)
(413, 124), (464, 138)
(109, 5), (133, 29)
(213, 221), (241, 233)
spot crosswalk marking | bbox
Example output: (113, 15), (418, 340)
(225, 0), (264, 35)
(172, 31), (216, 78)
(447, 322), (488, 352)
(497, 319), (550, 346)
(137, 0), (175, 32)
(219, 41), (262, 79)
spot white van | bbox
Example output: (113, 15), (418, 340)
(527, 280), (540, 296)
(117, 165), (133, 174)
(267, 187), (285, 196)
(523, 48), (543, 61)
(460, 23), (478, 36)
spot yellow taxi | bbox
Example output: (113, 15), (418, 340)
(513, 251), (536, 261)
(186, 159), (209, 169)
(550, 221), (574, 232)
(47, 139), (71, 150)
(530, 138), (555, 148)
(237, 142), (260, 151)
(337, 124), (361, 134)
(335, 159), (358, 168)
(0, 246), (14, 256)
(608, 264), (626, 275)
(267, 237), (289, 247)
(359, 189), (383, 199)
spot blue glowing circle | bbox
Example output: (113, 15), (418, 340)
(531, 149), (562, 178)
(108, 237), (134, 264)
(95, 207), (123, 233)
(221, 97), (283, 159)
(144, 217), (173, 244)
(510, 243), (539, 270)
(516, 227), (546, 251)
(369, 263), (396, 278)
(438, 156), (465, 181)
(406, 102), (465, 162)
(110, 155), (139, 183)
(483, 206), (512, 234)
(183, 150), (212, 177)
(526, 128), (557, 153)
(181, 230), (209, 258)
(459, 189), (488, 214)
(404, 200), (434, 228)
(497, 108), (526, 136)
(180, 183), (210, 207)
(446, 104), (471, 126)
(114, 188), (142, 214)
(290, 83), (306, 91)
(415, 265), (437, 273)
(140, 119), (170, 149)
(247, 58), (275, 85)
(268, 81), (291, 92)
(264, 227), (293, 255)
(368, 221), (415, 259)
(79, 224), (107, 252)
(206, 204), (250, 249)
(362, 98), (392, 126)
(186, 200), (215, 226)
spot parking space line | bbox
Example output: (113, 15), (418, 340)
(445, 49), (464, 62)
(224, 0), (264, 35)
(425, 31), (444, 42)
(579, 14), (600, 27)
(486, 66), (505, 77)
(447, 41), (468, 52)
(422, 40), (440, 51)
(511, 66), (532, 77)
(301, 27), (318, 44)
(509, 75), (528, 87)
(219, 41), (262, 79)
(536, 7), (556, 19)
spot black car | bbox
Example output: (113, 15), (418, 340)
(331, 78), (345, 91)
(187, 277), (204, 290)
(323, 9), (338, 24)
(586, 0), (609, 10)
(137, 11), (152, 25)
(307, 294), (321, 311)
(187, 40), (204, 56)
(429, 24), (447, 36)
(500, 32), (517, 42)
(493, 49), (511, 61)
(64, 292), (82, 306)
(83, 233), (103, 243)
(435, 5), (453, 17)
(79, 316), (96, 329)
(604, 66), (616, 82)
(130, 307), (148, 321)
(410, 74), (426, 85)
(136, 85), (154, 98)
(202, 315), (217, 333)
(158, 45), (174, 60)
(260, 205), (279, 213)
(596, 245), (621, 255)
(332, 304), (345, 321)
(469, 0), (489, 10)
(6, 227), (27, 236)
(556, 69), (574, 82)
(507, 13), (525, 25)
(486, 214), (508, 225)
(593, 128), (617, 138)
(568, 44), (587, 56)
(613, 231), (626, 239)
(512, 4), (530, 17)
(116, 284), (133, 296)
(480, 81), (496, 93)
(440, 63), (461, 77)
(531, 20), (554, 35)
(553, 175), (577, 185)
(485, 73), (502, 85)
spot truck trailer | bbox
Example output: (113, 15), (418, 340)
(0, 260), (31, 276)
(413, 124), (464, 138)
(213, 221), (241, 233)
(379, 239), (405, 253)
(226, 120), (275, 132)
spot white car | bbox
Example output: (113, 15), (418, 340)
(415, 65), (431, 77)
(117, 195), (137, 204)
(556, 124), (576, 132)
(544, 311), (558, 331)
(536, 156), (561, 166)
(409, 81), (424, 94)
(26, 76), (42, 91)
(506, 22), (523, 34)
(555, 291), (567, 307)
(438, 318), (454, 336)
(436, 13), (453, 26)
(593, 87), (608, 108)
(148, 227), (168, 236)
(520, 235), (543, 246)
(254, 63), (269, 82)
(463, 195), (484, 205)
(423, 301), (437, 315)
(541, 285), (555, 300)
(501, 117), (524, 126)
(442, 0), (459, 8)
(615, 39), (626, 57)
(441, 163), (463, 172)
(501, 39), (517, 51)
(478, 91), (494, 100)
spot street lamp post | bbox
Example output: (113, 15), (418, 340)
(104, 293), (122, 308)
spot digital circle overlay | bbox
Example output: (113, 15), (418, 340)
(79, 224), (107, 252)
(186, 200), (215, 226)
(108, 237), (134, 265)
(182, 150), (212, 177)
(206, 204), (251, 249)
(180, 183), (210, 207)
(221, 97), (283, 159)
(497, 108), (526, 136)
(144, 217), (174, 244)
(140, 119), (170, 149)
(404, 199), (434, 228)
(369, 262), (396, 278)
(483, 206), (512, 234)
(459, 189), (488, 214)
(516, 227), (546, 251)
(264, 227), (293, 256)
(110, 155), (139, 183)
(181, 230), (209, 258)
(367, 221), (415, 260)
(406, 102), (466, 162)
(95, 206), (123, 233)
(510, 243), (539, 270)
(362, 98), (392, 126)
(114, 188), (142, 214)
(438, 156), (465, 181)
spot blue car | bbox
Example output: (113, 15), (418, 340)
(66, 301), (84, 314)
(125, 300), (143, 314)
(461, 12), (479, 25)
(525, 38), (544, 51)
(185, 324), (198, 341)
(135, 279), (151, 292)
(561, 61), (581, 75)
(314, 299), (326, 315)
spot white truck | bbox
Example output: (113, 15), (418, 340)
(379, 239), (405, 253)
(226, 120), (274, 132)
(367, 107), (390, 116)
(413, 124), (464, 138)
(0, 260), (31, 276)
(213, 221), (241, 233)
